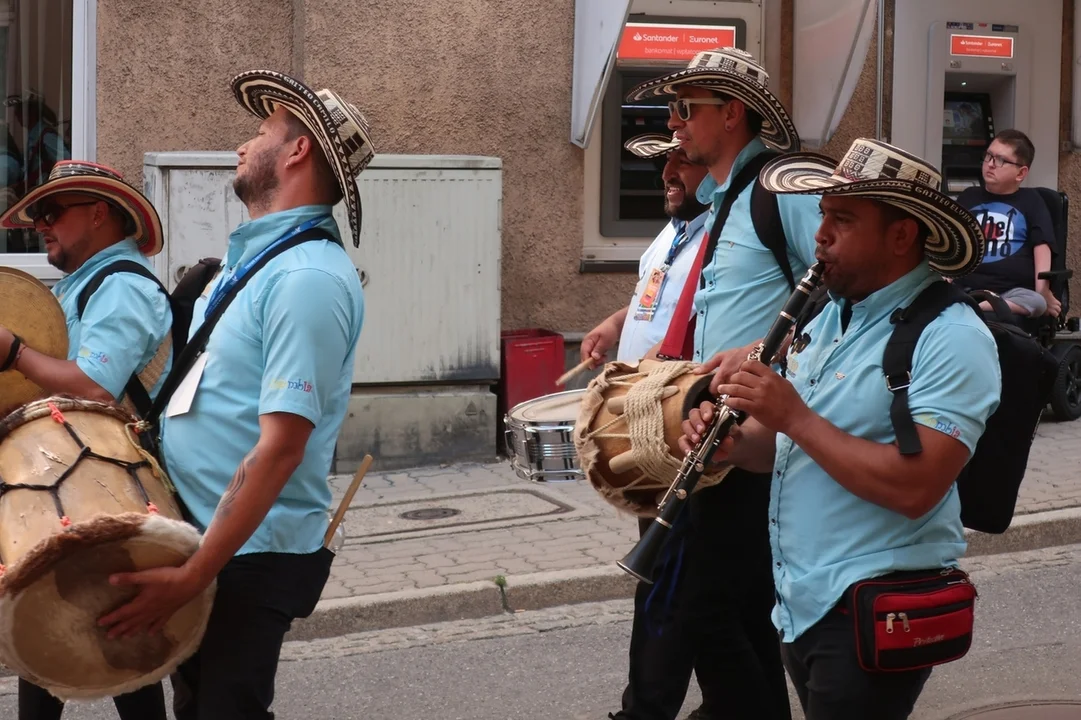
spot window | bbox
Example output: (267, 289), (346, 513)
(581, 8), (755, 271)
(598, 68), (673, 237)
(0, 0), (94, 284)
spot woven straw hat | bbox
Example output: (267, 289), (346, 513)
(757, 138), (985, 277)
(231, 70), (376, 248)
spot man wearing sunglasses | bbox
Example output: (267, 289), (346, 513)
(0, 160), (172, 720)
(615, 47), (823, 720)
(955, 129), (1059, 318)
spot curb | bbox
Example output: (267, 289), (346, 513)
(285, 506), (1081, 643)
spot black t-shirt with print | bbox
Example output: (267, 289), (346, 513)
(957, 186), (1052, 293)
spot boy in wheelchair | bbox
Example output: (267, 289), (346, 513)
(955, 129), (1062, 321)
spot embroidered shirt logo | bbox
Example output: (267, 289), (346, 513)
(77, 347), (109, 364)
(269, 377), (313, 393)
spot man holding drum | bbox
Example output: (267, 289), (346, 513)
(606, 47), (823, 720)
(0, 160), (172, 720)
(580, 135), (709, 368)
(582, 135), (724, 719)
(95, 70), (370, 720)
(679, 139), (1000, 718)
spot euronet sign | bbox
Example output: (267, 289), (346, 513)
(617, 22), (738, 61)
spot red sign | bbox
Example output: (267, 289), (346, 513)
(617, 23), (737, 62)
(950, 34), (1014, 58)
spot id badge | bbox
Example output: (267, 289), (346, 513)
(633, 266), (668, 322)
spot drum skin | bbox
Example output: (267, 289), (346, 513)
(0, 396), (215, 701)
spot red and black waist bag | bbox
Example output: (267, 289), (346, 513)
(847, 566), (977, 673)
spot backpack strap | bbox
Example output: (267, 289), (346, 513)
(77, 260), (169, 419)
(749, 153), (796, 292)
(147, 226), (340, 424)
(882, 281), (977, 455)
(695, 150), (778, 292)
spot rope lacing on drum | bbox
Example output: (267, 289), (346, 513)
(581, 362), (730, 501)
(0, 402), (164, 532)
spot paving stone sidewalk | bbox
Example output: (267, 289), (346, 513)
(322, 416), (1081, 604)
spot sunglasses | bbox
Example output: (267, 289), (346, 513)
(27, 200), (100, 226)
(668, 97), (728, 122)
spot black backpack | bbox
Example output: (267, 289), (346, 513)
(77, 227), (337, 422)
(791, 280), (1058, 534)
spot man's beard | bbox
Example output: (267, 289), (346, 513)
(233, 150), (280, 210)
(667, 192), (709, 221)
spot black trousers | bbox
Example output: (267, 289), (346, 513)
(614, 469), (792, 720)
(780, 605), (932, 720)
(18, 678), (166, 720)
(170, 547), (334, 720)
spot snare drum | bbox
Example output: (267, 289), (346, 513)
(504, 389), (586, 482)
(0, 396), (215, 701)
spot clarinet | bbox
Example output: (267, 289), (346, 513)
(617, 262), (824, 583)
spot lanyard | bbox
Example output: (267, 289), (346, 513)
(662, 221), (692, 267)
(204, 215), (329, 318)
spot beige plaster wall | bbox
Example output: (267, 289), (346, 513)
(298, 0), (632, 334)
(96, 1), (296, 184)
(95, 0), (1081, 338)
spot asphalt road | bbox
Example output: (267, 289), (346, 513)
(4, 544), (1081, 719)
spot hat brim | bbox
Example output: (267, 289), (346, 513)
(758, 152), (985, 278)
(625, 133), (680, 159)
(231, 71), (373, 248)
(0, 171), (164, 257)
(625, 69), (800, 153)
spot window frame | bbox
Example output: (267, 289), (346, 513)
(2, 0), (95, 284)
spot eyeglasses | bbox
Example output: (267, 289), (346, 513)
(983, 152), (1024, 170)
(27, 200), (99, 226)
(668, 97), (728, 122)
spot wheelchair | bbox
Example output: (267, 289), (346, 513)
(966, 188), (1081, 422)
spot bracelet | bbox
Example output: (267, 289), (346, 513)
(12, 342), (26, 370)
(1, 334), (22, 373)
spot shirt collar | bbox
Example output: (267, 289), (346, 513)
(695, 136), (769, 205)
(225, 204), (340, 268)
(53, 238), (142, 297)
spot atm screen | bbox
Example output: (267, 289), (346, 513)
(943, 94), (992, 147)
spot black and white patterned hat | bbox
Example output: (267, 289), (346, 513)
(758, 138), (984, 277)
(625, 47), (799, 153)
(231, 70), (376, 248)
(624, 133), (680, 159)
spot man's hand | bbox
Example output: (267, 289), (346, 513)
(676, 400), (739, 462)
(581, 309), (626, 368)
(98, 563), (211, 638)
(715, 359), (810, 435)
(581, 318), (620, 368)
(694, 340), (761, 395)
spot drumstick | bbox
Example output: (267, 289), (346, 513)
(323, 454), (373, 548)
(556, 358), (593, 387)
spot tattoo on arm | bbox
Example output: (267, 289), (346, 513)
(217, 450), (258, 518)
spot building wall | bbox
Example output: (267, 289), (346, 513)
(97, 0), (1081, 340)
(97, 1), (295, 184)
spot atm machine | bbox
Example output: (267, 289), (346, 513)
(891, 0), (1061, 197)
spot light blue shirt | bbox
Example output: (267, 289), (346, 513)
(770, 261), (1002, 642)
(692, 137), (822, 359)
(159, 205), (364, 556)
(51, 239), (173, 403)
